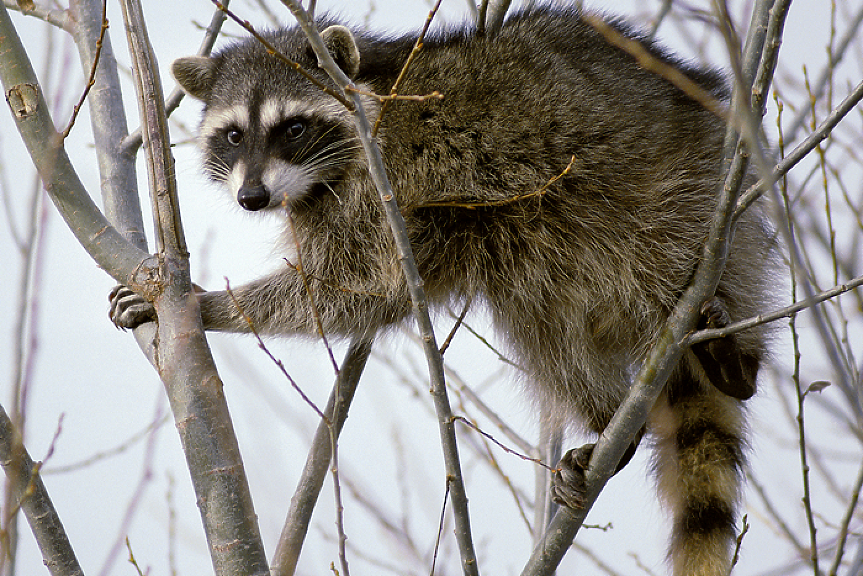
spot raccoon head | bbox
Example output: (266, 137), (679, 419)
(172, 25), (363, 212)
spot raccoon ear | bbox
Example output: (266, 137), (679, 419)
(171, 56), (218, 101)
(318, 25), (360, 78)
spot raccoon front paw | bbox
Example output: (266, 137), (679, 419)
(551, 444), (594, 510)
(694, 296), (757, 400)
(109, 285), (156, 329)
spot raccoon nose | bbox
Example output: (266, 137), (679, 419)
(237, 184), (270, 211)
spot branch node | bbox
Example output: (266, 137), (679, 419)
(5, 83), (39, 118)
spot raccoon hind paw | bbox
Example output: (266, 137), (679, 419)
(693, 296), (759, 400)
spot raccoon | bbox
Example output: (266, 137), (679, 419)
(111, 5), (776, 574)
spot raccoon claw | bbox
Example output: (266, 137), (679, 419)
(551, 436), (640, 510)
(109, 285), (156, 329)
(700, 296), (732, 330)
(551, 444), (593, 510)
(693, 296), (757, 400)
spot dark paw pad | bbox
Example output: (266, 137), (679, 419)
(693, 296), (758, 400)
(698, 296), (738, 366)
(109, 285), (156, 329)
(699, 296), (732, 330)
(551, 444), (593, 510)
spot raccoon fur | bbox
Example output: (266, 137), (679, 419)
(111, 5), (776, 574)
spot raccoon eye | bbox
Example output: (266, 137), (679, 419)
(287, 120), (306, 140)
(275, 119), (307, 142)
(225, 128), (243, 146)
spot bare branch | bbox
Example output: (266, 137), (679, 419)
(278, 3), (481, 574)
(0, 403), (83, 576)
(479, 0), (513, 36)
(0, 3), (149, 287)
(119, 1), (269, 573)
(120, 0), (230, 154)
(735, 79), (863, 218)
(68, 0), (147, 254)
(271, 339), (372, 576)
(2, 0), (70, 30)
(686, 273), (863, 345)
(439, 299), (471, 356)
(521, 0), (786, 572)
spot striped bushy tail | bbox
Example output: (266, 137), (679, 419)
(651, 366), (747, 576)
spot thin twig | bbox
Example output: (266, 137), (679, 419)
(45, 412), (170, 474)
(828, 458), (863, 576)
(349, 86), (443, 103)
(686, 273), (863, 345)
(435, 343), (533, 454)
(372, 0), (443, 137)
(405, 156), (575, 213)
(582, 13), (728, 121)
(430, 479), (450, 576)
(62, 0), (107, 138)
(452, 417), (554, 471)
(330, 425), (350, 576)
(796, 366), (820, 575)
(225, 280), (326, 420)
(286, 211), (340, 375)
(439, 299), (471, 356)
(730, 515), (750, 570)
(647, 0), (674, 40)
(459, 320), (522, 370)
(212, 1), (353, 109)
(278, 3), (481, 574)
(125, 537), (146, 576)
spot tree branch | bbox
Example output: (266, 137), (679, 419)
(270, 338), (372, 576)
(2, 0), (71, 31)
(735, 78), (863, 218)
(0, 403), (83, 576)
(478, 0), (512, 35)
(0, 2), (150, 284)
(118, 1), (269, 574)
(521, 1), (786, 573)
(119, 0), (231, 155)
(687, 273), (863, 345)
(277, 3), (480, 574)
